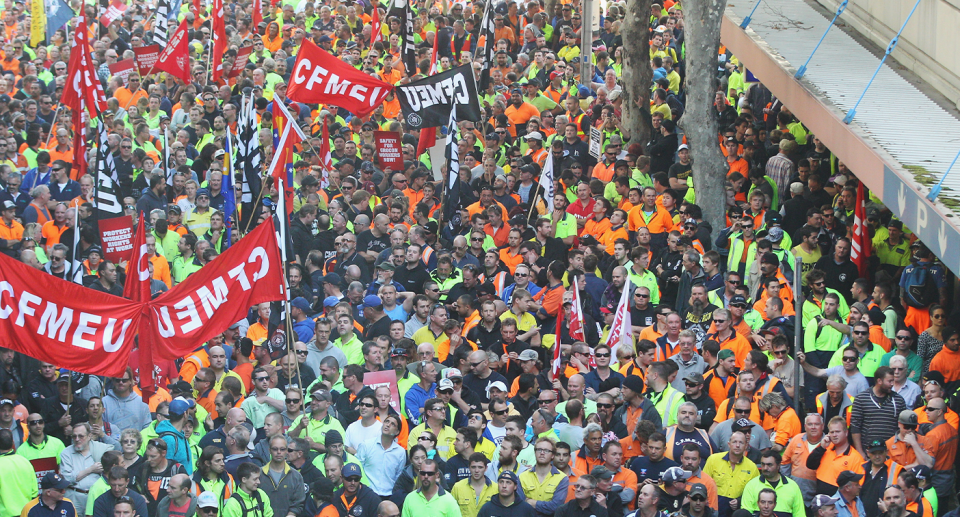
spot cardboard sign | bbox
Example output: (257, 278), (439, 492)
(133, 45), (161, 77)
(99, 0), (128, 27)
(363, 370), (400, 412)
(374, 131), (403, 170)
(589, 126), (602, 159)
(229, 46), (254, 78)
(108, 59), (136, 85)
(98, 216), (135, 264)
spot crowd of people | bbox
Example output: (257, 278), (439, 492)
(0, 0), (954, 517)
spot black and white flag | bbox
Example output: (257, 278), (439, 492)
(443, 104), (461, 225)
(94, 118), (123, 220)
(477, 2), (496, 91)
(396, 64), (482, 129)
(154, 0), (170, 47)
(234, 94), (263, 231)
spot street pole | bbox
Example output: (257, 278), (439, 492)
(579, 0), (593, 88)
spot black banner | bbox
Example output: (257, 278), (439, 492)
(389, 0), (418, 77)
(396, 64), (482, 129)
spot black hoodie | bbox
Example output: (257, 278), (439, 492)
(478, 492), (538, 517)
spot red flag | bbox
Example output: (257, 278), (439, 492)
(211, 0), (226, 82)
(605, 278), (633, 357)
(155, 19), (191, 84)
(319, 118), (332, 188)
(416, 127), (436, 159)
(429, 30), (440, 74)
(551, 313), (562, 381)
(70, 108), (88, 180)
(269, 100), (304, 216)
(568, 277), (585, 341)
(287, 39), (394, 117)
(851, 182), (872, 279)
(123, 214), (151, 303)
(61, 14), (108, 116)
(371, 5), (382, 46)
(252, 0), (262, 32)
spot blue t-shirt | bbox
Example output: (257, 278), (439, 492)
(629, 455), (678, 484)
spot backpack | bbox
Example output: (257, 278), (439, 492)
(158, 430), (192, 466)
(230, 490), (266, 517)
(902, 263), (940, 308)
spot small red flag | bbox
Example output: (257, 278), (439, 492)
(851, 182), (872, 279)
(123, 214), (152, 303)
(211, 0), (226, 82)
(155, 19), (191, 84)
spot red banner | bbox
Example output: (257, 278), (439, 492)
(99, 216), (135, 264)
(0, 252), (143, 377)
(61, 13), (107, 116)
(375, 131), (403, 170)
(228, 46), (253, 78)
(851, 182), (872, 279)
(133, 45), (160, 78)
(287, 39), (393, 117)
(155, 19), (191, 83)
(123, 215), (151, 303)
(141, 220), (284, 362)
(211, 0), (226, 82)
(364, 370), (400, 412)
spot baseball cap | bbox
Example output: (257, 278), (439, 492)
(590, 466), (614, 480)
(362, 295), (383, 309)
(1, 200), (14, 210)
(767, 227), (784, 243)
(438, 378), (455, 391)
(169, 397), (196, 415)
(732, 418), (755, 431)
(688, 483), (708, 499)
(342, 463), (362, 479)
(167, 205), (182, 214)
(812, 495), (840, 510)
(683, 372), (705, 385)
(718, 349), (736, 361)
(321, 272), (341, 285)
(678, 143), (689, 151)
(867, 439), (887, 453)
(318, 35), (332, 43)
(40, 472), (70, 490)
(197, 492), (218, 509)
(291, 297), (311, 311)
(912, 465), (931, 482)
(600, 303), (615, 314)
(390, 347), (409, 358)
(498, 470), (520, 485)
(525, 131), (543, 141)
(899, 409), (919, 426)
(836, 471), (863, 487)
(0, 399), (14, 406)
(729, 294), (749, 307)
(323, 296), (339, 308)
(443, 368), (463, 380)
(196, 188), (210, 198)
(376, 262), (396, 271)
(168, 380), (193, 394)
(56, 371), (70, 383)
(312, 389), (333, 402)
(485, 381), (508, 396)
(518, 349), (539, 361)
(661, 466), (691, 483)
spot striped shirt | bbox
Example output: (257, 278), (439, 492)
(850, 389), (906, 446)
(765, 153), (795, 203)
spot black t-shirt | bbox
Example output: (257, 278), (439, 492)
(356, 229), (390, 256)
(363, 314), (393, 340)
(630, 305), (658, 329)
(814, 256), (860, 304)
(667, 161), (693, 188)
(462, 371), (509, 405)
(629, 456), (678, 484)
(656, 486), (686, 514)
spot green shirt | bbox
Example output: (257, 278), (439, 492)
(16, 435), (65, 463)
(222, 488), (274, 517)
(828, 343), (886, 378)
(85, 476), (110, 516)
(400, 487), (461, 517)
(627, 268), (660, 305)
(880, 351), (923, 382)
(290, 412), (346, 448)
(335, 332), (364, 366)
(549, 212), (577, 240)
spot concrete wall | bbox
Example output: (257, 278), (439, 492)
(817, 0), (960, 109)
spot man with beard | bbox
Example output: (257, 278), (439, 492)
(877, 485), (916, 517)
(676, 251), (706, 316)
(653, 231), (685, 307)
(681, 286), (719, 347)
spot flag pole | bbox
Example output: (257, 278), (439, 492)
(44, 104), (63, 148)
(276, 178), (303, 391)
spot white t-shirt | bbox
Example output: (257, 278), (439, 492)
(488, 423), (507, 446)
(345, 419), (383, 451)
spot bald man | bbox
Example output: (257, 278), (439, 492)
(155, 474), (194, 516)
(463, 350), (509, 406)
(197, 407), (248, 453)
(556, 374), (599, 418)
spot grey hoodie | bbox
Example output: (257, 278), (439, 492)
(102, 389), (152, 431)
(157, 495), (197, 517)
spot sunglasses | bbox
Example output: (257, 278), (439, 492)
(597, 403), (613, 409)
(419, 471), (436, 477)
(852, 331), (868, 336)
(27, 419), (43, 425)
(285, 399), (301, 404)
(734, 408), (750, 414)
(842, 356), (859, 362)
(358, 402), (375, 408)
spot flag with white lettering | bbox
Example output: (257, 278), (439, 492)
(477, 2), (496, 91)
(286, 39), (393, 117)
(153, 0), (170, 47)
(234, 94), (263, 232)
(443, 104), (461, 225)
(155, 19), (190, 84)
(605, 278), (633, 357)
(395, 64), (481, 129)
(122, 215), (151, 303)
(211, 0), (226, 82)
(390, 0), (417, 76)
